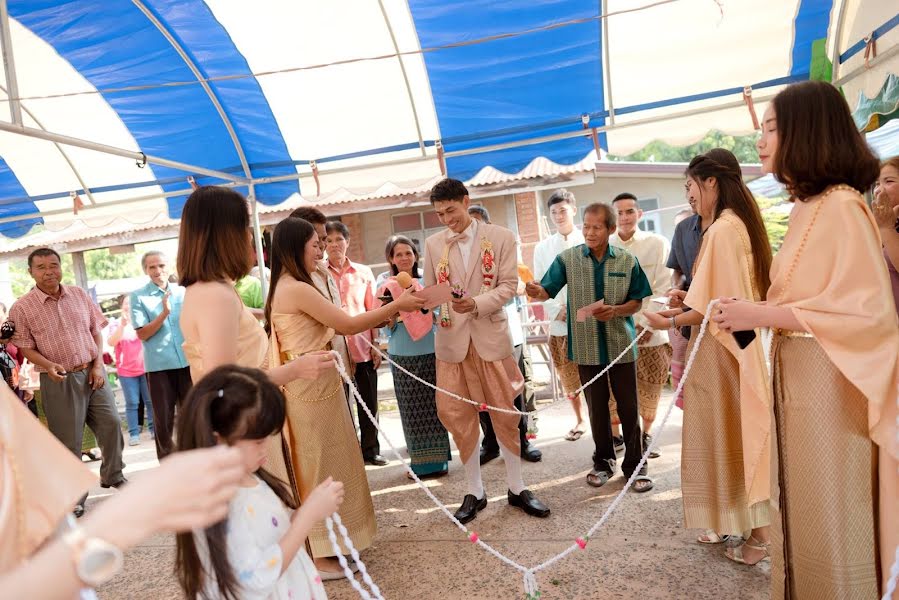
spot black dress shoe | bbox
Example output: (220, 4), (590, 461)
(73, 504), (85, 518)
(479, 446), (500, 465)
(507, 489), (550, 518)
(100, 477), (128, 489)
(520, 442), (542, 463)
(454, 494), (488, 524)
(364, 455), (389, 466)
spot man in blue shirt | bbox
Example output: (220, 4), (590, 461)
(130, 251), (191, 459)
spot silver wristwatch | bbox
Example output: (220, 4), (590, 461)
(61, 522), (124, 588)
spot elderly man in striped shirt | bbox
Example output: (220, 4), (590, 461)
(10, 248), (125, 517)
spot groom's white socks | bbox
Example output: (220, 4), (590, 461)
(500, 444), (526, 495)
(464, 449), (485, 499)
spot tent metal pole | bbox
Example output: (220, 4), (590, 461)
(833, 42), (899, 88)
(829, 0), (848, 82)
(0, 0), (22, 125)
(0, 121), (250, 183)
(249, 184), (268, 299)
(600, 0), (615, 125)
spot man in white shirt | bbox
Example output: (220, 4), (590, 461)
(609, 193), (673, 458)
(532, 189), (587, 440)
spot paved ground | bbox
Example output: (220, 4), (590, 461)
(89, 373), (770, 600)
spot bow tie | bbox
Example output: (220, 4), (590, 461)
(448, 231), (469, 244)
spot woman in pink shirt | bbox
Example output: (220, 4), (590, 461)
(108, 295), (154, 446)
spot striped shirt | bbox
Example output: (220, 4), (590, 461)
(10, 284), (107, 372)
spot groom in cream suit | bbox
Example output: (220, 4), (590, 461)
(423, 178), (550, 524)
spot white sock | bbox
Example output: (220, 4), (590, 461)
(500, 444), (526, 495)
(463, 450), (485, 499)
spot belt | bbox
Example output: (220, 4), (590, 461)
(69, 362), (91, 372)
(771, 328), (813, 338)
(281, 345), (332, 363)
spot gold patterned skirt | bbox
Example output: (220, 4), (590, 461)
(266, 363), (376, 558)
(770, 334), (880, 600)
(681, 333), (769, 535)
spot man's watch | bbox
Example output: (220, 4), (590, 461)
(62, 525), (124, 588)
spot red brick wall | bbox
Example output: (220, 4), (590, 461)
(341, 213), (365, 263)
(514, 192), (540, 270)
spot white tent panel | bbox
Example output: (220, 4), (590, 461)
(2, 18), (167, 226)
(605, 0), (795, 110)
(203, 0), (441, 160)
(838, 0), (899, 105)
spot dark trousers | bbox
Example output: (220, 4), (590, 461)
(578, 362), (644, 476)
(353, 361), (380, 459)
(40, 370), (125, 492)
(146, 367), (192, 459)
(480, 344), (530, 452)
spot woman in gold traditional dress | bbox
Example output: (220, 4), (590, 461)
(716, 80), (899, 599)
(264, 217), (424, 578)
(177, 186), (332, 384)
(644, 148), (773, 565)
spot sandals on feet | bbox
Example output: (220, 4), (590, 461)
(697, 530), (732, 544)
(632, 475), (654, 493)
(586, 469), (612, 487)
(565, 428), (585, 441)
(725, 535), (771, 566)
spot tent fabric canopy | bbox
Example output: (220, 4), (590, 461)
(0, 0), (895, 240)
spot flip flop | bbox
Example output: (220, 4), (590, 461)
(565, 429), (585, 441)
(697, 530), (731, 544)
(632, 475), (654, 493)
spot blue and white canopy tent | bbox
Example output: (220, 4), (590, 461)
(0, 0), (895, 248)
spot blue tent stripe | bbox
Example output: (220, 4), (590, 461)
(839, 13), (899, 64)
(408, 0), (604, 180)
(10, 0), (295, 219)
(0, 157), (42, 237)
(790, 0), (831, 76)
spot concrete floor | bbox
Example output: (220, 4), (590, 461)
(88, 381), (770, 600)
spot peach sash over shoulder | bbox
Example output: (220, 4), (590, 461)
(0, 386), (96, 570)
(183, 303), (268, 381)
(684, 209), (771, 506)
(769, 188), (899, 458)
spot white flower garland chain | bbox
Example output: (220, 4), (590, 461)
(327, 300), (719, 598)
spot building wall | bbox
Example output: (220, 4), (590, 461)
(335, 175), (688, 273)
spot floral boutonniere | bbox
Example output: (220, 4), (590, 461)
(479, 238), (495, 295)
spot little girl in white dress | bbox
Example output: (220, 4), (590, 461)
(174, 365), (345, 600)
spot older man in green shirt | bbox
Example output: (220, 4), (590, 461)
(527, 203), (654, 492)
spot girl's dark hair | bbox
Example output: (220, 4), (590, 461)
(385, 235), (420, 278)
(686, 149), (773, 299)
(177, 186), (254, 286)
(264, 217), (324, 333)
(174, 365), (296, 600)
(771, 81), (880, 201)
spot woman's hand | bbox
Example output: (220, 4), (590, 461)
(288, 351), (335, 380)
(642, 310), (670, 331)
(666, 288), (687, 309)
(395, 288), (426, 313)
(83, 446), (246, 549)
(872, 199), (897, 230)
(712, 297), (762, 332)
(296, 476), (345, 522)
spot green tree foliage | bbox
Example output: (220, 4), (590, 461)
(757, 197), (790, 252)
(9, 248), (142, 298)
(609, 131), (761, 164)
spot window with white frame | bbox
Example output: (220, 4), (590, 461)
(638, 198), (661, 235)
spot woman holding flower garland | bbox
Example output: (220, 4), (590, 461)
(643, 148), (773, 564)
(715, 81), (899, 599)
(378, 235), (451, 479)
(263, 217), (424, 578)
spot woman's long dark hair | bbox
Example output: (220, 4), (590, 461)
(385, 235), (421, 278)
(771, 81), (880, 201)
(686, 149), (773, 299)
(174, 365), (296, 600)
(263, 217), (324, 333)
